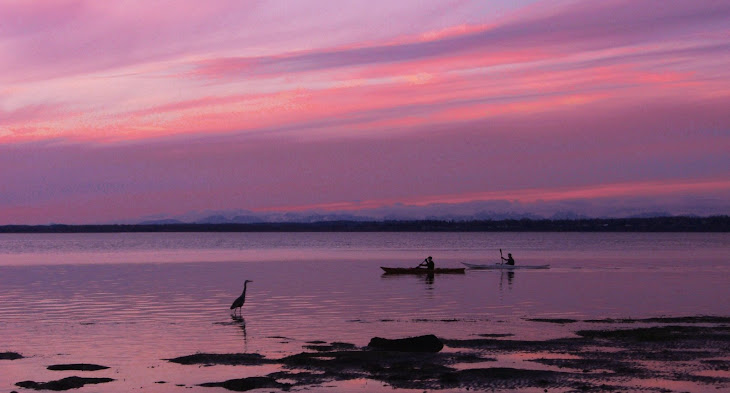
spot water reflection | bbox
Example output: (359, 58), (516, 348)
(236, 318), (248, 351)
(219, 317), (249, 351)
(498, 271), (515, 291)
(380, 272), (436, 289)
(1, 233), (729, 393)
(424, 273), (434, 287)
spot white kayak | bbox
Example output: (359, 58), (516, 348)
(462, 262), (550, 270)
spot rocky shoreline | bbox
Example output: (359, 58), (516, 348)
(170, 317), (730, 392)
(4, 317), (730, 392)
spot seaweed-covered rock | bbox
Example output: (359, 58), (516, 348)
(47, 363), (109, 371)
(303, 341), (356, 352)
(15, 376), (114, 391)
(167, 321), (730, 393)
(576, 325), (730, 342)
(167, 353), (267, 365)
(526, 318), (578, 324)
(199, 376), (290, 391)
(1, 352), (23, 360)
(368, 334), (444, 352)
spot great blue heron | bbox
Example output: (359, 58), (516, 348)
(230, 280), (253, 317)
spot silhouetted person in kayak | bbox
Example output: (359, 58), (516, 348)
(418, 256), (435, 269)
(501, 253), (515, 266)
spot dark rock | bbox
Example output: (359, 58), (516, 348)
(199, 376), (290, 391)
(47, 363), (109, 371)
(15, 377), (114, 391)
(585, 316), (730, 324)
(167, 353), (267, 365)
(303, 341), (357, 352)
(702, 359), (730, 371)
(527, 318), (578, 324)
(451, 368), (567, 391)
(166, 321), (730, 392)
(1, 352), (23, 360)
(575, 325), (730, 342)
(531, 357), (643, 376)
(280, 349), (396, 369)
(368, 334), (444, 352)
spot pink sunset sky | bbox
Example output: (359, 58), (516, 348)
(1, 0), (729, 224)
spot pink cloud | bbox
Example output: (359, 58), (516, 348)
(189, 0), (730, 79)
(1, 92), (728, 224)
(256, 178), (730, 213)
(1, 0), (729, 224)
(0, 103), (69, 126)
(3, 0), (728, 145)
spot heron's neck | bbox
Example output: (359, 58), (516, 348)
(241, 282), (248, 295)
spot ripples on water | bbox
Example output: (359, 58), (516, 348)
(0, 232), (728, 392)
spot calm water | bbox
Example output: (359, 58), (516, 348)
(1, 232), (729, 392)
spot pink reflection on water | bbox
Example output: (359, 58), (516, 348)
(0, 232), (728, 392)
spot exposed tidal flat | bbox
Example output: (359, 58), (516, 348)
(1, 232), (729, 392)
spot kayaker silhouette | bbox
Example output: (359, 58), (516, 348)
(418, 256), (435, 269)
(501, 252), (515, 266)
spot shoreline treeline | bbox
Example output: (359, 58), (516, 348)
(0, 216), (728, 233)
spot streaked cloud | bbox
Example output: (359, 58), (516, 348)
(0, 0), (728, 224)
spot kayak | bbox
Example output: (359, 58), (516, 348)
(381, 267), (466, 274)
(462, 262), (550, 270)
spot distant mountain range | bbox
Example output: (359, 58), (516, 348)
(130, 192), (730, 226)
(136, 209), (679, 226)
(123, 192), (728, 226)
(136, 210), (556, 225)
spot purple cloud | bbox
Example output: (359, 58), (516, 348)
(193, 0), (730, 78)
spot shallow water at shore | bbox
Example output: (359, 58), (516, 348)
(1, 232), (728, 392)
